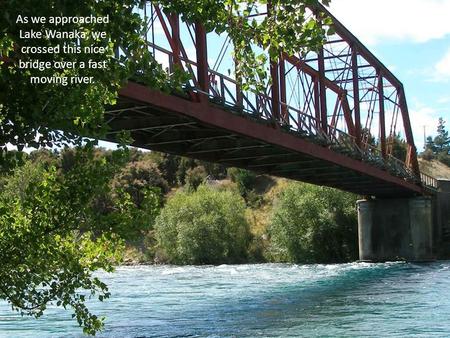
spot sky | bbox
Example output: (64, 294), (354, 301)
(329, 0), (450, 150)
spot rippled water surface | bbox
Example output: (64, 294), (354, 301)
(1, 262), (450, 337)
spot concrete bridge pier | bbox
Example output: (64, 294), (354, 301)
(357, 197), (434, 262)
(435, 179), (450, 257)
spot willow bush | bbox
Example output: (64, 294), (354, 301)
(154, 185), (250, 264)
(269, 182), (358, 263)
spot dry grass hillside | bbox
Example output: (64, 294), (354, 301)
(419, 158), (450, 180)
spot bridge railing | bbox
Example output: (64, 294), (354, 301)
(148, 42), (275, 121)
(134, 40), (423, 185)
(139, 41), (420, 184)
(421, 173), (438, 190)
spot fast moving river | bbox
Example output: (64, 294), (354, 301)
(1, 262), (449, 337)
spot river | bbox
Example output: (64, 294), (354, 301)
(1, 262), (449, 337)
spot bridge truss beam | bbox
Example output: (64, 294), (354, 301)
(106, 1), (430, 196)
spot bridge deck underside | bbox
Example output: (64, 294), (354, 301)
(105, 83), (422, 197)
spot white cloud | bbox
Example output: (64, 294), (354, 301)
(408, 104), (440, 150)
(422, 47), (450, 82)
(437, 96), (450, 104)
(329, 0), (450, 45)
(435, 47), (450, 78)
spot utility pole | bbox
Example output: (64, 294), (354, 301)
(423, 125), (426, 150)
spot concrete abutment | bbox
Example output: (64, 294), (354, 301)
(357, 197), (433, 262)
(357, 179), (450, 262)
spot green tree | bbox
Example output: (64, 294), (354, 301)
(434, 117), (450, 154)
(361, 127), (376, 147)
(96, 186), (162, 242)
(147, 152), (181, 186)
(227, 167), (257, 198)
(185, 165), (207, 192)
(0, 149), (125, 335)
(424, 136), (436, 154)
(421, 118), (450, 166)
(159, 0), (332, 92)
(28, 149), (58, 167)
(0, 149), (28, 172)
(421, 147), (434, 161)
(176, 157), (197, 185)
(387, 133), (408, 161)
(154, 186), (250, 264)
(101, 157), (165, 241)
(112, 159), (169, 207)
(198, 160), (227, 180)
(269, 182), (358, 263)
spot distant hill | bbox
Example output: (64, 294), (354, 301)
(419, 158), (450, 180)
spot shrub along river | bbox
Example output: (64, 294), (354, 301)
(1, 262), (449, 337)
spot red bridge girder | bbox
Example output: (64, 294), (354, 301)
(105, 2), (434, 196)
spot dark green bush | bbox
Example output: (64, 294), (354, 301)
(200, 161), (227, 179)
(176, 157), (197, 185)
(144, 152), (180, 186)
(245, 189), (264, 208)
(227, 167), (257, 197)
(185, 165), (207, 192)
(438, 154), (450, 167)
(28, 149), (57, 168)
(269, 182), (358, 263)
(420, 148), (435, 161)
(154, 185), (250, 264)
(112, 159), (168, 207)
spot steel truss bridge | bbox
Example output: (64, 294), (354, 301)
(105, 2), (437, 197)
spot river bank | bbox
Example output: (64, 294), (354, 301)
(122, 158), (450, 266)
